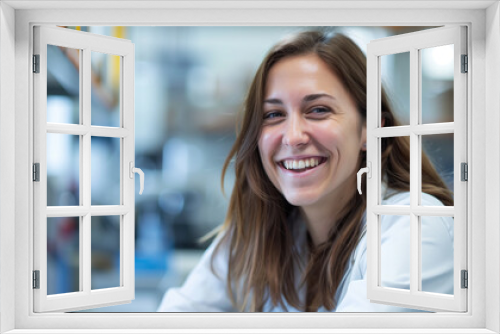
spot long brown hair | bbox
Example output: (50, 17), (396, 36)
(208, 30), (454, 312)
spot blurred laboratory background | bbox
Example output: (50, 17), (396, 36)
(45, 26), (453, 312)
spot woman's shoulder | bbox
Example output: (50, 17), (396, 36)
(353, 189), (454, 269)
(156, 228), (236, 312)
(379, 190), (453, 241)
(382, 190), (445, 206)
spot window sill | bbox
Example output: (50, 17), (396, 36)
(3, 329), (499, 334)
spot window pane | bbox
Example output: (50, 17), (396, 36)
(421, 134), (454, 206)
(47, 217), (80, 295)
(91, 52), (121, 127)
(421, 45), (454, 124)
(47, 133), (80, 206)
(381, 52), (410, 126)
(380, 215), (410, 291)
(91, 216), (121, 290)
(381, 136), (410, 204)
(420, 216), (454, 295)
(91, 136), (121, 205)
(47, 45), (80, 124)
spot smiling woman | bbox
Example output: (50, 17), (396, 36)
(157, 31), (454, 313)
(259, 54), (366, 244)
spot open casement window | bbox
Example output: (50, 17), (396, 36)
(33, 26), (141, 312)
(364, 26), (467, 312)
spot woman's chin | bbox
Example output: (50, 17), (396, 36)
(283, 193), (319, 208)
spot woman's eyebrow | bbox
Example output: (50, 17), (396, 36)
(302, 93), (335, 103)
(264, 94), (335, 105)
(263, 98), (283, 105)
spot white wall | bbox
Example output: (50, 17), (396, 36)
(0, 1), (16, 333)
(486, 2), (500, 333)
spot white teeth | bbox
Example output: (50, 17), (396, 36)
(282, 158), (321, 170)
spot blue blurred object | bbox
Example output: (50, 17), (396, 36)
(135, 203), (171, 275)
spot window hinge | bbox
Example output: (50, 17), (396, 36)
(33, 270), (40, 289)
(461, 54), (468, 73)
(33, 54), (40, 73)
(461, 270), (468, 289)
(461, 162), (468, 181)
(33, 163), (40, 182)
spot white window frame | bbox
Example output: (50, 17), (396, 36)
(1, 1), (498, 333)
(365, 26), (467, 312)
(33, 26), (136, 313)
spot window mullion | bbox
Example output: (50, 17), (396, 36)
(89, 205), (129, 216)
(46, 206), (89, 217)
(409, 47), (420, 295)
(413, 123), (454, 135)
(82, 47), (92, 294)
(78, 45), (84, 292)
(82, 214), (91, 293)
(47, 123), (88, 135)
(82, 47), (91, 206)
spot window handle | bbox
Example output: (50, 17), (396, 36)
(129, 162), (144, 195)
(357, 162), (371, 195)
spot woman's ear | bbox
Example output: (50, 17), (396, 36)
(381, 117), (386, 127)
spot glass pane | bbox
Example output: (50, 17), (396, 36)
(420, 216), (454, 295)
(380, 215), (410, 290)
(381, 136), (410, 204)
(91, 52), (121, 127)
(421, 134), (454, 206)
(47, 45), (80, 124)
(91, 136), (121, 205)
(381, 52), (410, 126)
(421, 45), (454, 124)
(47, 133), (80, 206)
(47, 217), (80, 295)
(91, 216), (120, 290)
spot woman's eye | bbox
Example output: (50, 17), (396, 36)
(263, 111), (284, 120)
(309, 106), (331, 114)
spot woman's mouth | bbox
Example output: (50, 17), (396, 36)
(278, 157), (327, 173)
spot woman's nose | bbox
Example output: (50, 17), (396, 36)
(282, 114), (309, 147)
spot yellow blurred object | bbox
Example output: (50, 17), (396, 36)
(111, 27), (125, 90)
(113, 26), (126, 39)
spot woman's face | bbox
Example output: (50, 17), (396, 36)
(258, 53), (366, 208)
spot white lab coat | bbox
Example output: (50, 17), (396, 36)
(157, 188), (453, 312)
